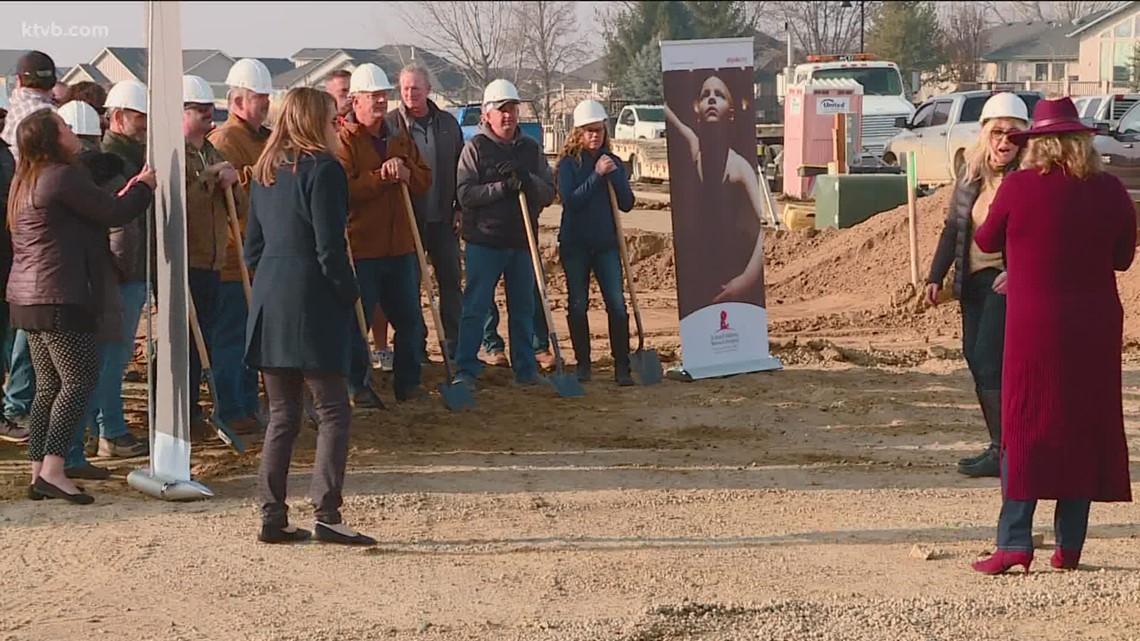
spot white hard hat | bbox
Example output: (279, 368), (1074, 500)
(58, 100), (102, 136)
(573, 99), (608, 128)
(225, 58), (273, 95)
(183, 75), (215, 104)
(105, 79), (148, 115)
(980, 92), (1029, 125)
(0, 89), (8, 111)
(483, 78), (521, 109)
(349, 63), (393, 94)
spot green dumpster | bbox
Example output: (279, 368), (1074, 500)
(814, 174), (909, 229)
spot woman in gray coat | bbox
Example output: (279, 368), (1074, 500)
(245, 87), (374, 546)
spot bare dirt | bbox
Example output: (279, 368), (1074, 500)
(3, 186), (1140, 641)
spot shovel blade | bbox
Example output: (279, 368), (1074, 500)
(550, 373), (586, 398)
(205, 370), (245, 453)
(437, 382), (477, 411)
(631, 349), (663, 385)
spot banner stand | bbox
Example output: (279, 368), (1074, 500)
(660, 38), (783, 380)
(129, 0), (212, 501)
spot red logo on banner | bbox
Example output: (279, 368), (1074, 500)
(719, 310), (731, 331)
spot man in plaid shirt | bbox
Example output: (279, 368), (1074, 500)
(0, 51), (57, 163)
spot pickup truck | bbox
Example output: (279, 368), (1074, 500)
(882, 90), (1043, 185)
(448, 102), (543, 144)
(614, 104), (666, 139)
(1074, 93), (1140, 128)
(1095, 100), (1140, 201)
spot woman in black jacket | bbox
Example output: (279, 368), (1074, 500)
(925, 93), (1028, 478)
(6, 109), (153, 503)
(246, 87), (374, 546)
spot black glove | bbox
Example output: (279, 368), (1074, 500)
(504, 174), (523, 192)
(495, 159), (517, 177)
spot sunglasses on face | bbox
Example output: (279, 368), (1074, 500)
(989, 127), (1022, 141)
(582, 125), (605, 134)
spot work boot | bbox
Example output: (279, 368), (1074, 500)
(535, 350), (557, 371)
(0, 415), (30, 444)
(609, 315), (635, 387)
(352, 386), (386, 410)
(97, 433), (149, 458)
(567, 313), (592, 382)
(959, 389), (1001, 478)
(958, 389), (997, 467)
(484, 350), (510, 368)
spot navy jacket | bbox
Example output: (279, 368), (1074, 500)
(244, 152), (360, 376)
(556, 148), (635, 250)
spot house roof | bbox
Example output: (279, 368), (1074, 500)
(247, 57), (294, 77)
(272, 58), (329, 88)
(71, 63), (109, 86)
(1067, 4), (1136, 37)
(103, 47), (231, 82)
(979, 19), (1086, 61)
(290, 48), (342, 62)
(275, 46), (467, 94)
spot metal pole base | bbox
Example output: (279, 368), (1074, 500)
(127, 469), (214, 501)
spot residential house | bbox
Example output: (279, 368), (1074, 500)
(1071, 2), (1140, 89)
(273, 46), (467, 106)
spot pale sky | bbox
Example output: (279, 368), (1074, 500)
(1, 1), (608, 66)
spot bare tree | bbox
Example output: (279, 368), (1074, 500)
(516, 0), (589, 124)
(942, 2), (988, 83)
(397, 1), (519, 96)
(765, 1), (881, 56)
(977, 1), (1124, 23)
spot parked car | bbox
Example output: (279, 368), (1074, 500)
(614, 105), (666, 140)
(1095, 100), (1140, 201)
(883, 90), (1044, 185)
(448, 102), (542, 144)
(1074, 93), (1140, 128)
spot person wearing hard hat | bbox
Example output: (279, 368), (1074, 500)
(180, 75), (252, 439)
(385, 63), (465, 365)
(452, 78), (556, 390)
(926, 92), (1029, 480)
(58, 100), (102, 151)
(207, 58), (274, 431)
(556, 100), (636, 386)
(0, 51), (57, 164)
(0, 88), (20, 445)
(336, 62), (432, 406)
(64, 81), (109, 136)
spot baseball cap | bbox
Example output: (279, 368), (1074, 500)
(17, 51), (57, 83)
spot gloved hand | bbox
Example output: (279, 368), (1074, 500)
(496, 159), (517, 178)
(503, 174), (523, 192)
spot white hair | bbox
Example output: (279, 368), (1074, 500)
(399, 63), (432, 89)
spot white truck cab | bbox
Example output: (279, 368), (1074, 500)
(614, 105), (667, 140)
(786, 54), (915, 165)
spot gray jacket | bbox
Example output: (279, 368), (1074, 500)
(385, 100), (463, 225)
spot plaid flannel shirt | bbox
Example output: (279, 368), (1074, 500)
(1, 88), (56, 163)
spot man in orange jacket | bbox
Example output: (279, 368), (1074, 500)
(336, 64), (432, 405)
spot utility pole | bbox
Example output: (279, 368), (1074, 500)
(840, 0), (866, 53)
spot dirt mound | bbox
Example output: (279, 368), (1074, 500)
(537, 231), (677, 299)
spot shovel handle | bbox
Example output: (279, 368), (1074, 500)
(517, 192), (568, 368)
(343, 236), (370, 344)
(401, 183), (455, 375)
(224, 186), (253, 305)
(608, 183), (646, 352)
(187, 293), (212, 369)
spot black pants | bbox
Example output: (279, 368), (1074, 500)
(960, 268), (1005, 393)
(257, 368), (351, 527)
(416, 221), (463, 358)
(188, 268), (220, 420)
(25, 331), (98, 460)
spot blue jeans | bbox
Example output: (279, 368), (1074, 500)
(562, 245), (627, 320)
(458, 243), (538, 382)
(4, 328), (33, 418)
(483, 286), (549, 354)
(961, 268), (1006, 393)
(211, 281), (260, 421)
(188, 269), (221, 420)
(348, 253), (423, 394)
(85, 281), (148, 441)
(996, 450), (1092, 552)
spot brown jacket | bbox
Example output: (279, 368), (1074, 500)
(185, 138), (238, 272)
(206, 114), (269, 281)
(336, 120), (431, 260)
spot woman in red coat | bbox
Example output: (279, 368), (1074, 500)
(971, 97), (1136, 575)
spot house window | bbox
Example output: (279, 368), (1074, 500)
(998, 62), (1009, 82)
(1116, 17), (1134, 39)
(1052, 63), (1066, 81)
(1115, 40), (1133, 83)
(1035, 63), (1049, 81)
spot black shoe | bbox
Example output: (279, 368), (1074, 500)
(64, 463), (113, 481)
(958, 449), (1000, 477)
(314, 521), (377, 546)
(258, 523), (312, 544)
(615, 366), (635, 387)
(567, 313), (592, 383)
(32, 477), (94, 505)
(575, 361), (592, 382)
(29, 482), (85, 500)
(608, 315), (635, 387)
(352, 387), (386, 410)
(395, 386), (428, 402)
(957, 446), (992, 468)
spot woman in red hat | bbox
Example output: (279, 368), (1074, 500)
(970, 97), (1136, 574)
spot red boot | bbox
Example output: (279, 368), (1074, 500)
(972, 550), (1033, 575)
(1050, 548), (1081, 570)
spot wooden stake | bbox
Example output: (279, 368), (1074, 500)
(833, 113), (847, 174)
(907, 151), (920, 287)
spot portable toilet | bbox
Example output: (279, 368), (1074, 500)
(782, 78), (865, 199)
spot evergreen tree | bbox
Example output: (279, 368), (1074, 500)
(620, 41), (664, 102)
(687, 1), (754, 39)
(865, 1), (944, 94)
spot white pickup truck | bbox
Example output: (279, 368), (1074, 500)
(882, 90), (1043, 185)
(614, 105), (666, 140)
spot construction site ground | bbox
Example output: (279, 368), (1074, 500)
(3, 185), (1140, 641)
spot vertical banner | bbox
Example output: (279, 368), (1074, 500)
(661, 37), (782, 380)
(146, 1), (192, 481)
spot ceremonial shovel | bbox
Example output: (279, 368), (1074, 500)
(401, 183), (475, 411)
(188, 294), (244, 453)
(608, 183), (662, 385)
(518, 192), (585, 398)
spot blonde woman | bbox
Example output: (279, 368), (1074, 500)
(557, 100), (635, 385)
(245, 87), (374, 546)
(925, 93), (1028, 479)
(970, 97), (1135, 574)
